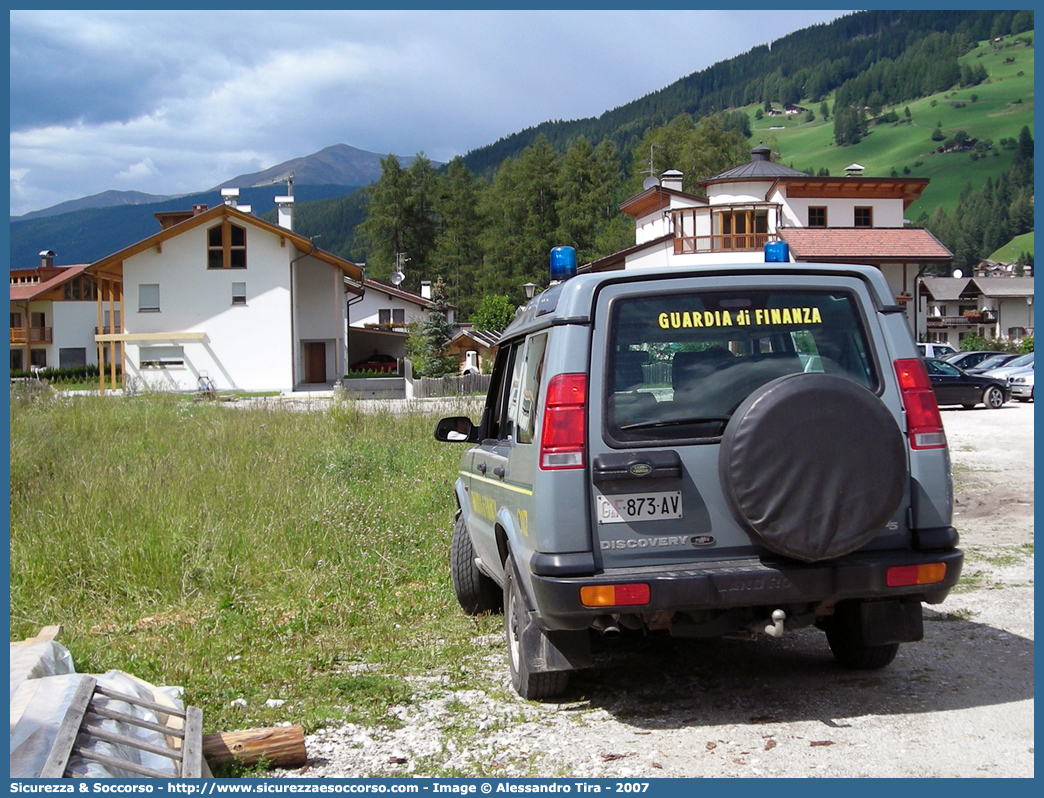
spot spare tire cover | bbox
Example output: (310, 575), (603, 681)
(718, 373), (905, 563)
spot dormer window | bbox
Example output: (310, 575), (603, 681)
(207, 221), (247, 269)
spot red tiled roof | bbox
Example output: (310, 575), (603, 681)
(780, 228), (952, 263)
(9, 263), (92, 301)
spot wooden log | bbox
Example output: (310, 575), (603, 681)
(202, 726), (307, 768)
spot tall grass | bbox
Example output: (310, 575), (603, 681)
(9, 392), (501, 735)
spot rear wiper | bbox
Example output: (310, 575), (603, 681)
(620, 416), (730, 431)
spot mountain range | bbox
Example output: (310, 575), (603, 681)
(9, 9), (1030, 271)
(9, 144), (426, 269)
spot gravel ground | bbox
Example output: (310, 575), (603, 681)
(273, 402), (1034, 779)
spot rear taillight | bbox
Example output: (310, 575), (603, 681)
(893, 359), (947, 449)
(540, 373), (586, 469)
(580, 583), (651, 607)
(887, 562), (947, 587)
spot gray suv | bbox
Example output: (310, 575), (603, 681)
(436, 258), (962, 699)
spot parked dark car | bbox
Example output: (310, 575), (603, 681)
(350, 353), (398, 373)
(964, 352), (1021, 375)
(940, 350), (1001, 371)
(923, 358), (1010, 409)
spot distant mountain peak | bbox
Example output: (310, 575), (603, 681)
(12, 189), (177, 221)
(215, 143), (430, 192)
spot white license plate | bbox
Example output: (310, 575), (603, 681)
(596, 492), (683, 524)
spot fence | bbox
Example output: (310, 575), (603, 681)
(403, 359), (491, 398)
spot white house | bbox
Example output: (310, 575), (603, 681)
(919, 276), (1034, 348)
(584, 146), (953, 323)
(86, 197), (363, 393)
(10, 251), (111, 372)
(347, 278), (454, 369)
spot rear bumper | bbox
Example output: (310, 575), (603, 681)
(528, 547), (964, 631)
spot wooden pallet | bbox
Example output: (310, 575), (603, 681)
(39, 677), (204, 778)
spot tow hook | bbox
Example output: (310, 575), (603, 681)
(764, 609), (786, 638)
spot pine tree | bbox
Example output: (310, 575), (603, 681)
(409, 278), (457, 377)
(433, 157), (484, 318)
(356, 155), (411, 282)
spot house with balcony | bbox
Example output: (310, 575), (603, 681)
(584, 146), (953, 322)
(347, 278), (454, 370)
(10, 251), (113, 372)
(919, 275), (1034, 348)
(85, 194), (364, 393)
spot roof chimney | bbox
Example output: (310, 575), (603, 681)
(276, 195), (295, 231)
(39, 249), (56, 269)
(751, 145), (772, 162)
(844, 163), (865, 177)
(220, 188), (239, 207)
(193, 204), (208, 215)
(421, 280), (432, 300)
(660, 169), (684, 192)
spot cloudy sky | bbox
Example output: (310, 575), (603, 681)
(10, 9), (848, 217)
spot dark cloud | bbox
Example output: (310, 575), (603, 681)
(10, 10), (850, 216)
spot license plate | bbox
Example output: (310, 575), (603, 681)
(597, 492), (683, 524)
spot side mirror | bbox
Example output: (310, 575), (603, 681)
(434, 416), (478, 443)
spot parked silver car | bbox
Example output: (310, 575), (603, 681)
(1009, 367), (1034, 401)
(981, 351), (1034, 381)
(437, 250), (962, 699)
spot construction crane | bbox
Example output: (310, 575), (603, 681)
(251, 170), (294, 196)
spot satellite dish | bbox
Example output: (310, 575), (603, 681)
(952, 269), (964, 279)
(391, 270), (405, 286)
(642, 176), (659, 190)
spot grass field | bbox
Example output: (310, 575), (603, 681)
(8, 391), (504, 749)
(745, 31), (1034, 219)
(989, 231), (1035, 262)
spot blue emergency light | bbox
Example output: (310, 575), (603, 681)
(764, 241), (790, 262)
(549, 246), (578, 282)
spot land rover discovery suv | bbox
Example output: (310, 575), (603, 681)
(436, 254), (962, 699)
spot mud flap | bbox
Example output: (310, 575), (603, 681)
(519, 609), (592, 673)
(838, 599), (924, 646)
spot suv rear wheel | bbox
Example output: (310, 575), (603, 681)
(450, 514), (502, 615)
(504, 556), (570, 699)
(826, 630), (900, 669)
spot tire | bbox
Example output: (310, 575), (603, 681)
(450, 514), (502, 615)
(982, 385), (1005, 409)
(719, 374), (906, 562)
(504, 556), (570, 700)
(826, 628), (900, 669)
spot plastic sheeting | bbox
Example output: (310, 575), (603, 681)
(10, 641), (188, 778)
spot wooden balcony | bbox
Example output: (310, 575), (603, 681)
(674, 233), (777, 255)
(925, 312), (997, 328)
(10, 327), (52, 345)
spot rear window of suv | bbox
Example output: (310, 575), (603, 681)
(605, 288), (878, 444)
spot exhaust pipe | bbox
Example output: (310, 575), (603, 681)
(593, 615), (622, 639)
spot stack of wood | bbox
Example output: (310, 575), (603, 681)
(11, 625), (308, 777)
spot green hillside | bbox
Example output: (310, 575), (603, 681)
(747, 32), (1034, 220)
(990, 231), (1034, 262)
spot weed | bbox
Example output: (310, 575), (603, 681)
(9, 394), (494, 735)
